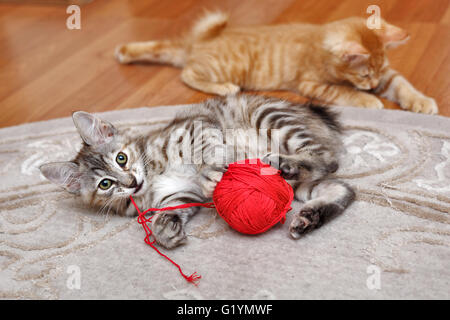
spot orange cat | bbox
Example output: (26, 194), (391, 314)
(116, 12), (438, 114)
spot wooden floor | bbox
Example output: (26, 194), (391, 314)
(0, 0), (449, 128)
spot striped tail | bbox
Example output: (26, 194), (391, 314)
(190, 11), (229, 41)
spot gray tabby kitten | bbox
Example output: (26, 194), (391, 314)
(40, 95), (354, 248)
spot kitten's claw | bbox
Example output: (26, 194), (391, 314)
(151, 211), (187, 249)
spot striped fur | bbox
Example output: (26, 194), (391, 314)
(40, 95), (354, 248)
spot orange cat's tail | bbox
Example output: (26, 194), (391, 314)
(190, 11), (229, 42)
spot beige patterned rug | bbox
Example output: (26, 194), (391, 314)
(1, 104), (449, 299)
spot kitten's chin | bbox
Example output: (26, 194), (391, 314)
(124, 199), (139, 217)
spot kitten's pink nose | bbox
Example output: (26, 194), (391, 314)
(129, 177), (137, 188)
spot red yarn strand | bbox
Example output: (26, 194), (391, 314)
(130, 195), (213, 285)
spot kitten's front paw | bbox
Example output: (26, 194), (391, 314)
(262, 154), (303, 180)
(151, 211), (187, 249)
(354, 94), (384, 109)
(115, 44), (132, 64)
(402, 96), (438, 115)
(201, 169), (224, 198)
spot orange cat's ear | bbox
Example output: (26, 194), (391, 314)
(340, 41), (370, 65)
(375, 23), (410, 49)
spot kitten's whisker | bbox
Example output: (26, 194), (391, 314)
(97, 196), (116, 217)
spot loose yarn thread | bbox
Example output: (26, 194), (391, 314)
(130, 158), (294, 285)
(130, 196), (211, 285)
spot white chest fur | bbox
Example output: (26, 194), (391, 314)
(151, 164), (203, 206)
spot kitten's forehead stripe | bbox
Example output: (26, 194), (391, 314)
(92, 168), (105, 175)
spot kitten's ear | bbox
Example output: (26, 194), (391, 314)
(40, 162), (82, 194)
(375, 22), (409, 49)
(340, 41), (370, 65)
(72, 111), (117, 146)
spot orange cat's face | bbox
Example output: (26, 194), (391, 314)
(338, 51), (384, 90)
(327, 18), (409, 91)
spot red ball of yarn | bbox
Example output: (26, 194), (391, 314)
(212, 158), (294, 235)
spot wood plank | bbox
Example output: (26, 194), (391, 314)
(0, 0), (448, 128)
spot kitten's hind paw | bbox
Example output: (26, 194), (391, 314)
(152, 211), (187, 249)
(289, 207), (320, 239)
(289, 203), (341, 239)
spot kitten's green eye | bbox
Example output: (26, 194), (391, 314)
(98, 179), (113, 190)
(116, 152), (128, 167)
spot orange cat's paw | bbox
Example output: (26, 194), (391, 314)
(404, 96), (438, 115)
(216, 83), (240, 96)
(115, 44), (132, 64)
(355, 95), (384, 109)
